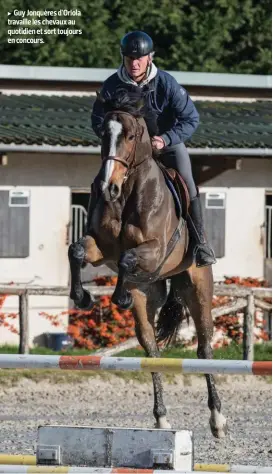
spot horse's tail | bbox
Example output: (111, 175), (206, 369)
(156, 281), (189, 347)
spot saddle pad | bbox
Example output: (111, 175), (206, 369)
(163, 175), (182, 218)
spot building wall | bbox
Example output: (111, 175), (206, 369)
(2, 295), (69, 347)
(200, 186), (265, 279)
(0, 153), (101, 187)
(202, 158), (271, 188)
(0, 154), (271, 345)
(0, 185), (70, 346)
(202, 158), (271, 280)
(0, 154), (271, 188)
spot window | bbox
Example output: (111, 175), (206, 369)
(265, 193), (272, 259)
(0, 190), (30, 258)
(200, 192), (226, 258)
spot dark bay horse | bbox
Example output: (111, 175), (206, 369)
(68, 89), (227, 438)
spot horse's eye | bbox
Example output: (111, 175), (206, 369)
(128, 134), (135, 141)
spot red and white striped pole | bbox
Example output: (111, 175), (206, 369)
(0, 355), (271, 375)
(0, 467), (271, 473)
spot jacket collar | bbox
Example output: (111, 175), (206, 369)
(117, 63), (158, 87)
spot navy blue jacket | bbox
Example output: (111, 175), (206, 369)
(91, 68), (199, 147)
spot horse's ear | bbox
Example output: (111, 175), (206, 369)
(96, 90), (105, 103)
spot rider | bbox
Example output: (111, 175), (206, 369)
(91, 31), (216, 267)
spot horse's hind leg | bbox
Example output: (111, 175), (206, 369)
(130, 283), (171, 429)
(68, 235), (104, 309)
(173, 268), (227, 438)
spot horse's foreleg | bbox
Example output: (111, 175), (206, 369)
(111, 249), (137, 309)
(112, 240), (161, 309)
(68, 235), (104, 309)
(131, 286), (171, 429)
(174, 268), (227, 438)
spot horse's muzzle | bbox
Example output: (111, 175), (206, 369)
(100, 181), (120, 202)
(109, 183), (120, 200)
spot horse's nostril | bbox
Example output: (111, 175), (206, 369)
(109, 183), (119, 198)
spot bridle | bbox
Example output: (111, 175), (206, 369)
(101, 111), (145, 182)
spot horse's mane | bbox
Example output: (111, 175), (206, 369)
(101, 86), (159, 137)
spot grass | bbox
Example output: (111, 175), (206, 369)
(116, 341), (272, 361)
(0, 342), (271, 386)
(0, 341), (271, 360)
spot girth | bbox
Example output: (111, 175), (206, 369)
(127, 216), (184, 284)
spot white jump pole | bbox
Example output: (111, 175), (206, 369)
(0, 354), (271, 375)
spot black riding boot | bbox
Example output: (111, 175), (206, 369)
(187, 192), (217, 267)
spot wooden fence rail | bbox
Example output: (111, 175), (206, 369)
(0, 285), (271, 359)
(0, 284), (272, 298)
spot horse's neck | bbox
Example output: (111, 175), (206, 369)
(133, 118), (153, 167)
(138, 117), (151, 144)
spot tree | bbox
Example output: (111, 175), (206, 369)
(0, 0), (271, 73)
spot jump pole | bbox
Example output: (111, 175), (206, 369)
(0, 455), (36, 465)
(0, 467), (271, 473)
(0, 355), (271, 375)
(0, 456), (270, 472)
(0, 468), (271, 474)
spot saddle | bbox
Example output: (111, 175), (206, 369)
(156, 160), (190, 220)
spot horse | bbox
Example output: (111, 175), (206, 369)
(68, 88), (227, 438)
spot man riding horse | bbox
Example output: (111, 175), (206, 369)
(68, 31), (227, 438)
(91, 30), (216, 268)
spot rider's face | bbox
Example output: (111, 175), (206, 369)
(123, 55), (150, 82)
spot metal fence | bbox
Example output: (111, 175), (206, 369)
(265, 204), (272, 259)
(70, 205), (87, 244)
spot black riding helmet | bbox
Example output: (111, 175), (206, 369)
(120, 31), (154, 58)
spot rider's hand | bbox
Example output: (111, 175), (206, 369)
(151, 136), (166, 150)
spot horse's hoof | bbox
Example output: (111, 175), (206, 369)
(75, 289), (95, 310)
(154, 416), (171, 429)
(209, 409), (227, 438)
(112, 290), (133, 310)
